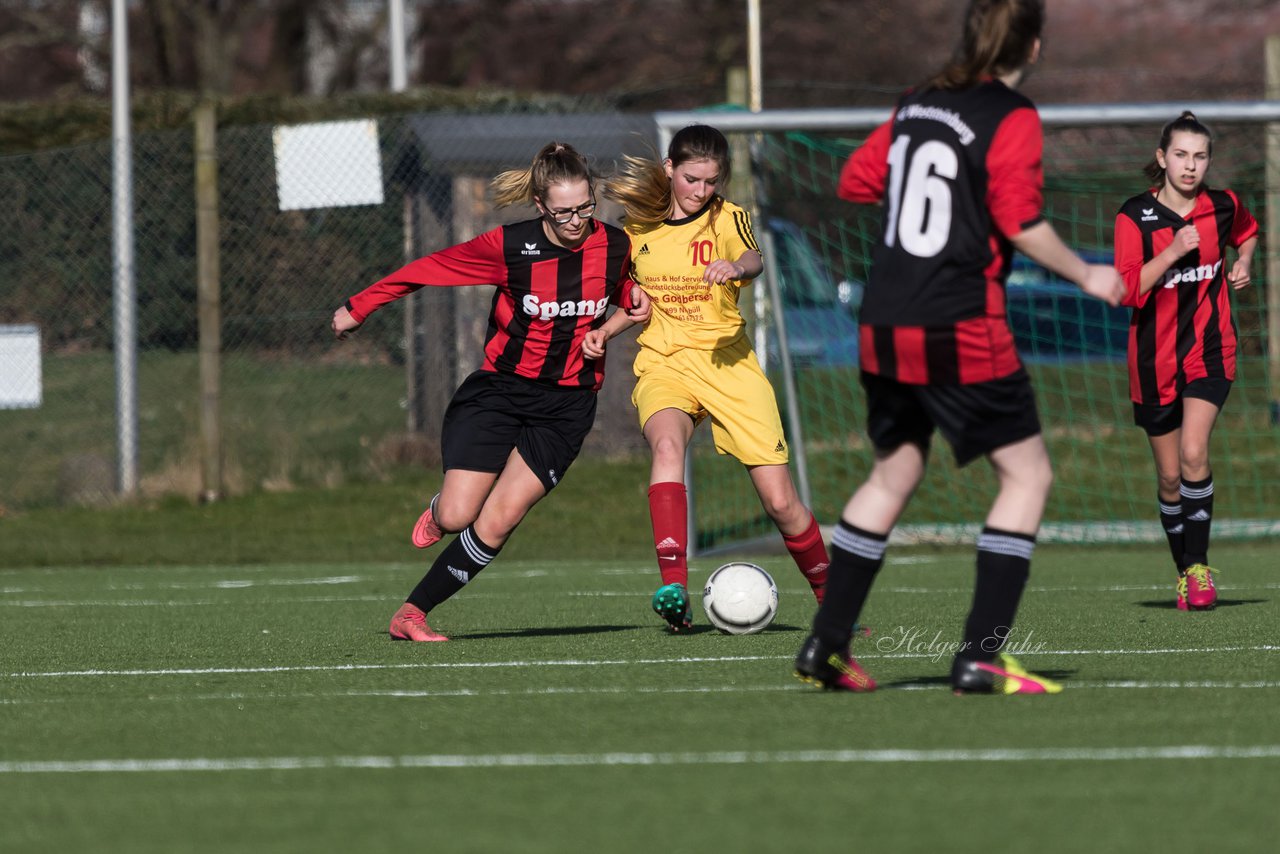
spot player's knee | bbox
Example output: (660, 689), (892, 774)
(434, 501), (478, 534)
(1011, 456), (1053, 498)
(648, 433), (685, 467)
(1034, 458), (1055, 494)
(760, 491), (801, 524)
(868, 463), (924, 502)
(1156, 469), (1181, 495)
(1179, 443), (1209, 475)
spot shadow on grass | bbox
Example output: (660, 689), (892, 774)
(445, 624), (647, 640)
(881, 669), (1078, 690)
(1135, 598), (1268, 609)
(669, 621), (806, 637)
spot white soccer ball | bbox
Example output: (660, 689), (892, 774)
(702, 562), (779, 635)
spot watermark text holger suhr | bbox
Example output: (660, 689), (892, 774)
(873, 625), (1049, 663)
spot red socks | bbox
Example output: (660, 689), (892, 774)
(648, 482), (688, 587)
(650, 484), (827, 602)
(783, 514), (829, 603)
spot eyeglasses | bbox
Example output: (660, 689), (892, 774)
(545, 199), (597, 224)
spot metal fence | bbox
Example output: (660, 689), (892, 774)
(0, 109), (657, 510)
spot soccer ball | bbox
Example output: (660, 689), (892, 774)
(702, 562), (779, 635)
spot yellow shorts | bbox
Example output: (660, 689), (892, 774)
(631, 335), (789, 465)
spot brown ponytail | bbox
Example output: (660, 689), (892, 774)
(926, 0), (1044, 91)
(604, 124), (732, 231)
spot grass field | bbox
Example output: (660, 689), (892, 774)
(3, 540), (1277, 853)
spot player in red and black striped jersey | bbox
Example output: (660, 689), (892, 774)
(331, 142), (650, 642)
(1113, 111), (1258, 610)
(796, 0), (1125, 695)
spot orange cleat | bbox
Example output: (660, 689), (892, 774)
(411, 504), (443, 550)
(389, 603), (448, 642)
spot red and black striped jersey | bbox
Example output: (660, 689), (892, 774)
(838, 80), (1044, 384)
(346, 218), (635, 391)
(1114, 188), (1257, 405)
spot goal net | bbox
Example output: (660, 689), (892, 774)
(656, 104), (1280, 552)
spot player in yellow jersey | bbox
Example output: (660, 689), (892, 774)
(604, 124), (829, 632)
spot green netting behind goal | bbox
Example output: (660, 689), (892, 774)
(690, 120), (1279, 551)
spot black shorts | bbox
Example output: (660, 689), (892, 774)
(441, 371), (598, 493)
(1132, 377), (1232, 437)
(861, 370), (1042, 467)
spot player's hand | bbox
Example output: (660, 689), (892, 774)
(1227, 259), (1253, 290)
(331, 306), (361, 340)
(626, 285), (652, 323)
(1079, 264), (1125, 307)
(702, 259), (743, 285)
(1169, 225), (1200, 258)
(581, 329), (608, 359)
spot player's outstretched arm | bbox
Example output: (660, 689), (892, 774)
(1010, 221), (1124, 307)
(331, 305), (362, 340)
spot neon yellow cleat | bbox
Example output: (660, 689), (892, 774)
(952, 653), (1062, 695)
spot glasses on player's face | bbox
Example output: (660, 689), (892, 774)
(545, 197), (597, 224)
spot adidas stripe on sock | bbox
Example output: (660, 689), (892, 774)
(406, 525), (500, 612)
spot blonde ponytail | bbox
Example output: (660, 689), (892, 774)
(490, 142), (593, 208)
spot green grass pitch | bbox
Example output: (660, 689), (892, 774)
(2, 541), (1277, 853)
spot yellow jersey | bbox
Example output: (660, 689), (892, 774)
(626, 199), (760, 354)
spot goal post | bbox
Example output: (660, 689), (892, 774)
(655, 101), (1280, 553)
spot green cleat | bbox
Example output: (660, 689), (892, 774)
(651, 582), (693, 633)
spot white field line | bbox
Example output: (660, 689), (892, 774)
(3, 679), (1280, 707)
(3, 744), (1279, 775)
(0, 556), (941, 596)
(8, 646), (1278, 680)
(5, 581), (1279, 608)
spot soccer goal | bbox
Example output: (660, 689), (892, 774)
(655, 103), (1280, 552)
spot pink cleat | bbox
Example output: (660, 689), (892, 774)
(951, 653), (1062, 695)
(1182, 564), (1218, 610)
(794, 634), (877, 692)
(389, 603), (448, 642)
(411, 504), (443, 549)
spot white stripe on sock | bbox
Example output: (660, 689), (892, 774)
(832, 527), (887, 561)
(1180, 482), (1214, 500)
(460, 528), (496, 567)
(977, 533), (1035, 560)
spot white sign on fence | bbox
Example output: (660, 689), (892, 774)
(273, 119), (385, 211)
(0, 324), (41, 409)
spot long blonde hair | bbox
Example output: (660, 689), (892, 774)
(605, 125), (731, 230)
(925, 0), (1043, 91)
(490, 142), (593, 208)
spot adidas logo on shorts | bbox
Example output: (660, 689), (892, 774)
(774, 439), (786, 453)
